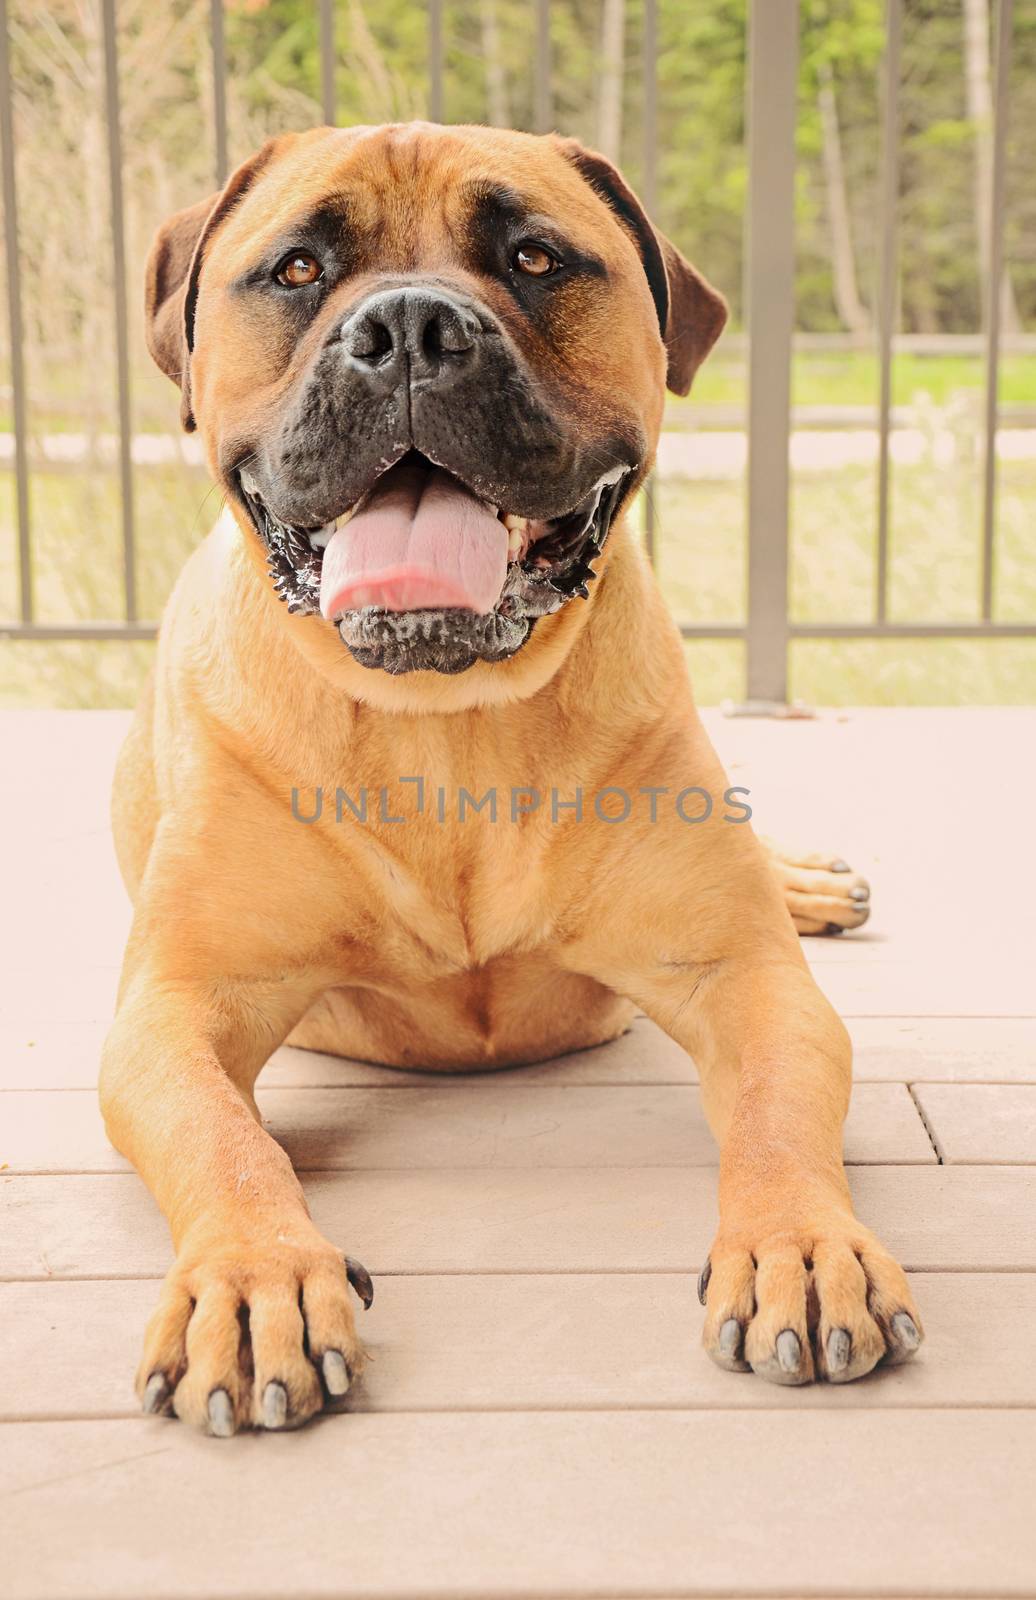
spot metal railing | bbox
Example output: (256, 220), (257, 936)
(1, 0), (1032, 697)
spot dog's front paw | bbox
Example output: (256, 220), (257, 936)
(136, 1220), (372, 1435)
(699, 1216), (922, 1385)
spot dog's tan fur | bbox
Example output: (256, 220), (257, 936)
(100, 123), (919, 1433)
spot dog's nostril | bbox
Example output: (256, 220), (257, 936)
(345, 317), (394, 363)
(425, 309), (475, 358)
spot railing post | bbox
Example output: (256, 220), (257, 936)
(210, 0), (229, 182)
(428, 0), (444, 122)
(875, 0), (902, 624)
(318, 0), (336, 125)
(101, 0), (136, 624)
(0, 0), (31, 623)
(534, 0), (552, 134)
(744, 0), (798, 705)
(642, 0), (658, 568)
(981, 0), (1013, 622)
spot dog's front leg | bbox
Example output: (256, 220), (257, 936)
(100, 967), (367, 1434)
(560, 805), (923, 1387)
(678, 955), (923, 1383)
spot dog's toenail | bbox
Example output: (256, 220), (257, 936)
(345, 1256), (374, 1310)
(718, 1318), (741, 1358)
(142, 1372), (169, 1414)
(891, 1311), (921, 1352)
(825, 923), (844, 936)
(697, 1258), (712, 1306)
(207, 1388), (235, 1438)
(850, 886), (869, 901)
(831, 860), (851, 872)
(262, 1381), (288, 1429)
(827, 1328), (851, 1372)
(776, 1330), (801, 1372)
(322, 1350), (351, 1397)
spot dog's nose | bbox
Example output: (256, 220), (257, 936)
(339, 288), (481, 387)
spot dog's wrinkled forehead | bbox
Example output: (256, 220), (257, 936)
(209, 123), (646, 289)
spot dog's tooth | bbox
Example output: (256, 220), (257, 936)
(335, 505), (357, 531)
(503, 514), (528, 532)
(507, 527), (524, 559)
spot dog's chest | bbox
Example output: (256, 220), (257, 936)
(328, 805), (558, 979)
(318, 724), (567, 975)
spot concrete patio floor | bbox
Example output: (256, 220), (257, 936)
(2, 705), (1035, 1598)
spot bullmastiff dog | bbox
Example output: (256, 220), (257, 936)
(101, 122), (922, 1436)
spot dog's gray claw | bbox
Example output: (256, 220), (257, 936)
(827, 1327), (852, 1375)
(697, 1258), (712, 1306)
(262, 1381), (288, 1429)
(142, 1372), (169, 1415)
(887, 1311), (922, 1362)
(825, 923), (845, 936)
(207, 1388), (235, 1438)
(345, 1256), (374, 1310)
(776, 1330), (802, 1373)
(718, 1318), (741, 1358)
(831, 860), (851, 873)
(850, 885), (870, 901)
(322, 1350), (351, 1397)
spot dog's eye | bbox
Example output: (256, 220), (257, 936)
(512, 242), (559, 278)
(275, 252), (323, 288)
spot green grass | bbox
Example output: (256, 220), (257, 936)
(680, 351), (1036, 414)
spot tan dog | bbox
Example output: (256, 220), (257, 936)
(100, 123), (921, 1436)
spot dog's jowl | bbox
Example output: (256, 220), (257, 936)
(100, 122), (919, 1435)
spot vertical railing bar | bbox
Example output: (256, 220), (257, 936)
(101, 0), (136, 624)
(641, 0), (658, 568)
(210, 0), (228, 183)
(319, 0), (336, 126)
(981, 0), (1012, 622)
(875, 0), (901, 626)
(0, 0), (32, 622)
(534, 0), (551, 134)
(428, 0), (444, 122)
(744, 0), (798, 705)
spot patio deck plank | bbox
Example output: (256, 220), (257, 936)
(0, 1080), (935, 1173)
(5, 1013), (1036, 1091)
(913, 1084), (1036, 1164)
(5, 1412), (1036, 1600)
(4, 1165), (1036, 1280)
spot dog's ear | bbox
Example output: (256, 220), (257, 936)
(555, 139), (727, 396)
(145, 193), (217, 428)
(144, 142), (278, 431)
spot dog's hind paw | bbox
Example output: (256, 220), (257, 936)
(764, 839), (872, 936)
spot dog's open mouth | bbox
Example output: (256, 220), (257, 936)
(235, 450), (632, 674)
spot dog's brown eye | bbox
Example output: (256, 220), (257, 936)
(275, 252), (322, 287)
(513, 243), (559, 278)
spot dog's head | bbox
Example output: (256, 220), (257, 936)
(146, 123), (725, 696)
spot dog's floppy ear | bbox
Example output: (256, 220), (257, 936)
(144, 141), (278, 431)
(555, 138), (727, 396)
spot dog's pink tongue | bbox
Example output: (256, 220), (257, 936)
(319, 459), (507, 618)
